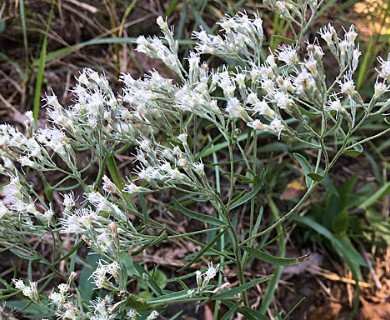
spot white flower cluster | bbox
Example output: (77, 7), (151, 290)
(44, 69), (140, 158)
(136, 17), (183, 77)
(90, 260), (121, 290)
(264, 0), (319, 26)
(194, 12), (264, 59)
(12, 279), (39, 302)
(125, 136), (206, 193)
(195, 262), (220, 292)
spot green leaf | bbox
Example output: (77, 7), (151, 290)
(307, 172), (324, 181)
(148, 290), (192, 304)
(172, 197), (226, 226)
(119, 251), (135, 283)
(106, 154), (124, 190)
(78, 254), (101, 301)
(292, 216), (366, 278)
(133, 262), (164, 296)
(243, 247), (309, 266)
(293, 153), (313, 187)
(10, 249), (40, 261)
(220, 302), (240, 320)
(210, 275), (273, 300)
(7, 299), (53, 318)
(229, 175), (263, 210)
(331, 211), (349, 235)
(270, 34), (295, 45)
(126, 294), (152, 311)
(344, 143), (363, 157)
(359, 182), (390, 209)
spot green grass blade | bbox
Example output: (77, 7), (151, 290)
(229, 175), (263, 210)
(210, 275), (273, 300)
(19, 0), (28, 63)
(359, 182), (390, 210)
(172, 197), (226, 227)
(243, 247), (309, 266)
(32, 4), (54, 121)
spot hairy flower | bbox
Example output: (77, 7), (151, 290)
(276, 45), (299, 65)
(377, 54), (390, 82)
(338, 71), (356, 96)
(318, 24), (336, 46)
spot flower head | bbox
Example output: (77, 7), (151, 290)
(377, 54), (390, 82)
(338, 71), (356, 96)
(318, 24), (336, 46)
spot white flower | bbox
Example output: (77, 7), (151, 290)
(318, 24), (336, 46)
(269, 118), (284, 139)
(193, 162), (205, 173)
(0, 201), (10, 219)
(374, 81), (389, 99)
(219, 15), (237, 31)
(13, 279), (39, 302)
(235, 73), (246, 88)
(226, 98), (244, 119)
(156, 16), (167, 30)
(247, 120), (267, 131)
(127, 309), (140, 320)
(262, 79), (275, 95)
(136, 36), (150, 54)
(274, 91), (293, 109)
(61, 208), (97, 234)
(19, 156), (35, 168)
(344, 25), (358, 45)
(293, 71), (314, 93)
(178, 133), (188, 144)
(265, 54), (276, 68)
(305, 59), (318, 76)
(339, 40), (349, 55)
(277, 45), (299, 65)
(123, 183), (140, 194)
(325, 98), (342, 112)
(377, 54), (390, 81)
(146, 310), (159, 320)
(352, 48), (361, 71)
(87, 192), (109, 213)
(63, 192), (76, 211)
(338, 72), (356, 96)
(49, 291), (65, 307)
(58, 283), (70, 294)
(13, 279), (25, 290)
(102, 175), (120, 195)
(246, 92), (259, 105)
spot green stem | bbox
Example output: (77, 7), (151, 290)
(259, 197), (285, 314)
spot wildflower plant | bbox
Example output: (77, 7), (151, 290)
(1, 1), (390, 318)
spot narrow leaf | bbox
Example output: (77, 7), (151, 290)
(229, 175), (262, 210)
(359, 182), (390, 209)
(172, 197), (226, 226)
(344, 143), (363, 157)
(293, 153), (313, 187)
(307, 172), (324, 181)
(211, 275), (273, 300)
(243, 247), (309, 266)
